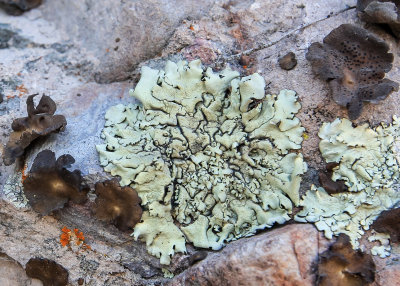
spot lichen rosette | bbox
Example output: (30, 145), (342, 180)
(97, 60), (307, 264)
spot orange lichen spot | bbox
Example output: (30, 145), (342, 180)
(60, 236), (69, 247)
(60, 226), (71, 247)
(16, 84), (28, 97)
(6, 95), (16, 99)
(21, 164), (28, 183)
(242, 65), (247, 69)
(74, 228), (85, 245)
(74, 228), (85, 240)
(106, 48), (110, 53)
(60, 226), (91, 251)
(189, 25), (195, 31)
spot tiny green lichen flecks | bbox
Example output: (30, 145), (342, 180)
(97, 60), (307, 264)
(295, 116), (400, 251)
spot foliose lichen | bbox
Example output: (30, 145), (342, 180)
(3, 172), (28, 209)
(295, 116), (400, 250)
(97, 60), (307, 264)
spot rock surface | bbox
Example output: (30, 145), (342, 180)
(0, 253), (41, 286)
(167, 224), (320, 286)
(0, 0), (399, 285)
(41, 0), (215, 83)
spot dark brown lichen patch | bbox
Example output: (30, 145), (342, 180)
(2, 94), (67, 166)
(357, 0), (400, 38)
(188, 251), (208, 265)
(306, 24), (398, 120)
(278, 52), (297, 70)
(317, 234), (375, 286)
(319, 162), (348, 194)
(0, 0), (42, 15)
(23, 150), (88, 215)
(93, 179), (142, 231)
(372, 208), (400, 242)
(25, 258), (68, 286)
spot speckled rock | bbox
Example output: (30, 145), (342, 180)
(167, 224), (319, 286)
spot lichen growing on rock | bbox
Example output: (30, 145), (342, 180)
(3, 172), (28, 209)
(306, 24), (398, 120)
(296, 116), (400, 249)
(97, 60), (307, 264)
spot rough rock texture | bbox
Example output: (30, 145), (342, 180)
(168, 224), (320, 286)
(0, 253), (41, 286)
(0, 200), (169, 285)
(41, 0), (215, 83)
(0, 0), (400, 285)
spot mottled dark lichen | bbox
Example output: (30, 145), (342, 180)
(357, 0), (400, 38)
(307, 24), (398, 120)
(25, 257), (68, 286)
(317, 234), (375, 286)
(372, 208), (400, 242)
(319, 162), (348, 194)
(2, 94), (66, 166)
(23, 150), (88, 215)
(93, 179), (142, 231)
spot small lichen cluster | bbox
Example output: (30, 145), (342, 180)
(295, 117), (400, 255)
(97, 60), (307, 264)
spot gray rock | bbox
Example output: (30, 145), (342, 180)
(41, 0), (216, 83)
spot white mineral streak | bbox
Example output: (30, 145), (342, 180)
(296, 116), (400, 251)
(97, 60), (307, 264)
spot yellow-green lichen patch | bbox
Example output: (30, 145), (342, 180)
(97, 60), (307, 264)
(296, 117), (400, 250)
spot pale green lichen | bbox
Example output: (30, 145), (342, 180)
(296, 117), (400, 250)
(97, 60), (307, 264)
(369, 231), (391, 258)
(162, 268), (174, 279)
(3, 172), (28, 209)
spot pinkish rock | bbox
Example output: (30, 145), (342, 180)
(168, 224), (319, 286)
(0, 253), (41, 286)
(372, 248), (400, 286)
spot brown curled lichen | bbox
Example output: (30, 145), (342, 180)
(278, 52), (297, 70)
(25, 258), (68, 286)
(23, 150), (88, 215)
(306, 24), (398, 120)
(357, 0), (400, 38)
(317, 234), (375, 286)
(188, 251), (208, 265)
(0, 0), (42, 15)
(319, 162), (348, 194)
(372, 208), (400, 243)
(2, 94), (67, 166)
(93, 179), (142, 231)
